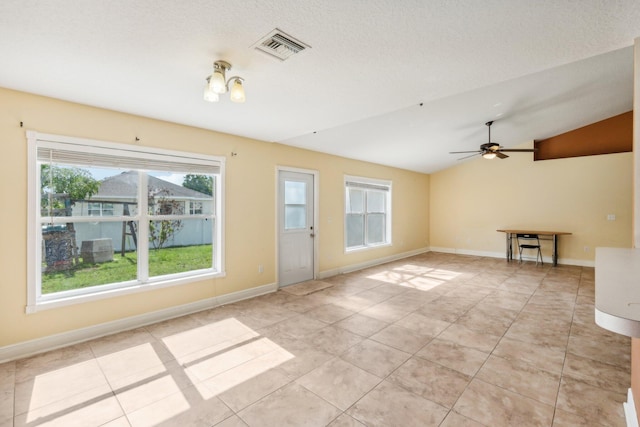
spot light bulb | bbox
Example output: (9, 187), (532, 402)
(230, 79), (245, 103)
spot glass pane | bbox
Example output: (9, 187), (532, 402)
(149, 172), (214, 215)
(367, 213), (386, 244)
(40, 164), (136, 217)
(285, 205), (306, 229)
(346, 214), (364, 248)
(367, 191), (386, 213)
(346, 188), (364, 213)
(41, 221), (137, 294)
(102, 203), (114, 216)
(285, 181), (306, 205)
(149, 218), (214, 277)
(88, 202), (101, 216)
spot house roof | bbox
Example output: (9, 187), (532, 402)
(93, 171), (210, 200)
(1, 1), (638, 173)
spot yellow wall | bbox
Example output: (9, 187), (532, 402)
(2, 83), (632, 351)
(430, 141), (633, 263)
(0, 87), (430, 347)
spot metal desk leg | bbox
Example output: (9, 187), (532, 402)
(552, 234), (558, 266)
(506, 232), (512, 262)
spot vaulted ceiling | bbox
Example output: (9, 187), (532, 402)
(0, 1), (638, 173)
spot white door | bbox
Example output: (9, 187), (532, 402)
(278, 171), (315, 287)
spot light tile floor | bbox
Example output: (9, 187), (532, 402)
(0, 252), (630, 426)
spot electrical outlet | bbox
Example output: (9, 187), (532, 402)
(258, 265), (264, 273)
(584, 246), (590, 252)
(607, 214), (616, 221)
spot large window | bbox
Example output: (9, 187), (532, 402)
(345, 175), (391, 251)
(27, 131), (224, 312)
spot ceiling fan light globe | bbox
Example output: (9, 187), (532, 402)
(210, 70), (227, 94)
(482, 152), (497, 160)
(203, 78), (220, 102)
(230, 79), (245, 103)
(203, 89), (219, 102)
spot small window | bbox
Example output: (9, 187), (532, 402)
(27, 131), (225, 312)
(190, 201), (203, 215)
(87, 202), (114, 216)
(344, 175), (391, 251)
(88, 202), (102, 216)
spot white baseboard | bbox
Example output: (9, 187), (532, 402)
(625, 388), (639, 427)
(429, 247), (503, 258)
(0, 282), (277, 364)
(317, 247), (429, 279)
(428, 247), (594, 267)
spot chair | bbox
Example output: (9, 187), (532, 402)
(516, 233), (543, 265)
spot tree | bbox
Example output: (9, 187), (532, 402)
(148, 189), (184, 250)
(182, 174), (213, 196)
(41, 165), (100, 214)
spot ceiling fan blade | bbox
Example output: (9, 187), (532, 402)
(498, 148), (537, 152)
(496, 152), (509, 159)
(449, 150), (481, 154)
(456, 152), (481, 160)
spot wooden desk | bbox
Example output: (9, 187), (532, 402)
(497, 229), (572, 266)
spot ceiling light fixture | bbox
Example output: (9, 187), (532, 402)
(203, 60), (245, 103)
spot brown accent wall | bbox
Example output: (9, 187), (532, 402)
(534, 111), (632, 161)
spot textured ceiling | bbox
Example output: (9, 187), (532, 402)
(0, 0), (638, 173)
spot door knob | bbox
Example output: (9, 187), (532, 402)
(310, 233), (315, 238)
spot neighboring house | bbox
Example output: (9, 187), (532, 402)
(72, 171), (213, 252)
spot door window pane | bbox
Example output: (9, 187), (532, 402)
(284, 180), (307, 230)
(285, 181), (306, 204)
(285, 206), (306, 229)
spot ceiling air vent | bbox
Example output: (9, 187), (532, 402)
(253, 29), (309, 61)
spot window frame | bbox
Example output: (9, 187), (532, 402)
(344, 175), (392, 252)
(27, 131), (225, 313)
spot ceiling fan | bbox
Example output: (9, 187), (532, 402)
(450, 121), (536, 160)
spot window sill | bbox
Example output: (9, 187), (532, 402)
(26, 271), (226, 314)
(345, 242), (391, 254)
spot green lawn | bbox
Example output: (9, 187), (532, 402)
(42, 244), (213, 294)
